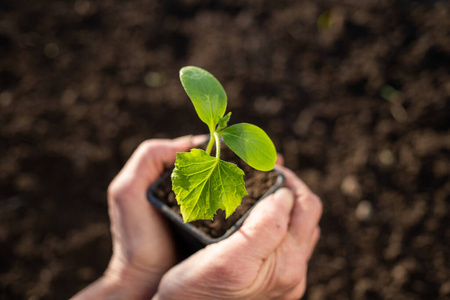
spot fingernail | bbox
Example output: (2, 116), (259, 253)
(275, 187), (294, 200)
(191, 134), (209, 146)
(273, 187), (295, 213)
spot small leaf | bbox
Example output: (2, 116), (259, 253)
(217, 112), (231, 131)
(180, 66), (227, 132)
(172, 149), (248, 222)
(219, 123), (277, 171)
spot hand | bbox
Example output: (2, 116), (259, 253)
(72, 135), (206, 299)
(153, 164), (322, 300)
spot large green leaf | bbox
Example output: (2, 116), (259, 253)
(171, 149), (248, 222)
(219, 123), (277, 171)
(179, 66), (227, 131)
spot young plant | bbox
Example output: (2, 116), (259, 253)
(171, 66), (277, 222)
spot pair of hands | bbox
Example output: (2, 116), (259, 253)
(72, 136), (322, 300)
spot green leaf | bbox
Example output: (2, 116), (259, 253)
(219, 123), (277, 171)
(180, 66), (227, 132)
(217, 112), (231, 131)
(171, 149), (248, 222)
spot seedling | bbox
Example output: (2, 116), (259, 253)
(172, 66), (277, 222)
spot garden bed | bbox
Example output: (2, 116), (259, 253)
(0, 0), (448, 299)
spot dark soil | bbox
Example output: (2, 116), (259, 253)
(152, 144), (279, 239)
(1, 0), (449, 299)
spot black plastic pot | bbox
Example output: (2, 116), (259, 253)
(147, 168), (285, 255)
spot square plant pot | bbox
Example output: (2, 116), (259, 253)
(147, 167), (285, 256)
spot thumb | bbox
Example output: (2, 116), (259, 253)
(160, 134), (208, 163)
(116, 134), (208, 189)
(222, 187), (295, 260)
(152, 134), (209, 168)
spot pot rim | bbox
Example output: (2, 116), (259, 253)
(147, 167), (286, 245)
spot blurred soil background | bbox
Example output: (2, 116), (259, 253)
(1, 0), (449, 299)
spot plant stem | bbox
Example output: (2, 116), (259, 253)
(214, 132), (220, 159)
(205, 132), (215, 155)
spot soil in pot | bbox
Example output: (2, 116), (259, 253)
(152, 142), (279, 239)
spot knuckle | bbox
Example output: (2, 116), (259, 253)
(276, 272), (301, 292)
(275, 262), (306, 291)
(107, 177), (132, 203)
(138, 140), (158, 154)
(137, 139), (170, 162)
(307, 193), (323, 218)
(289, 280), (306, 300)
(107, 179), (120, 199)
